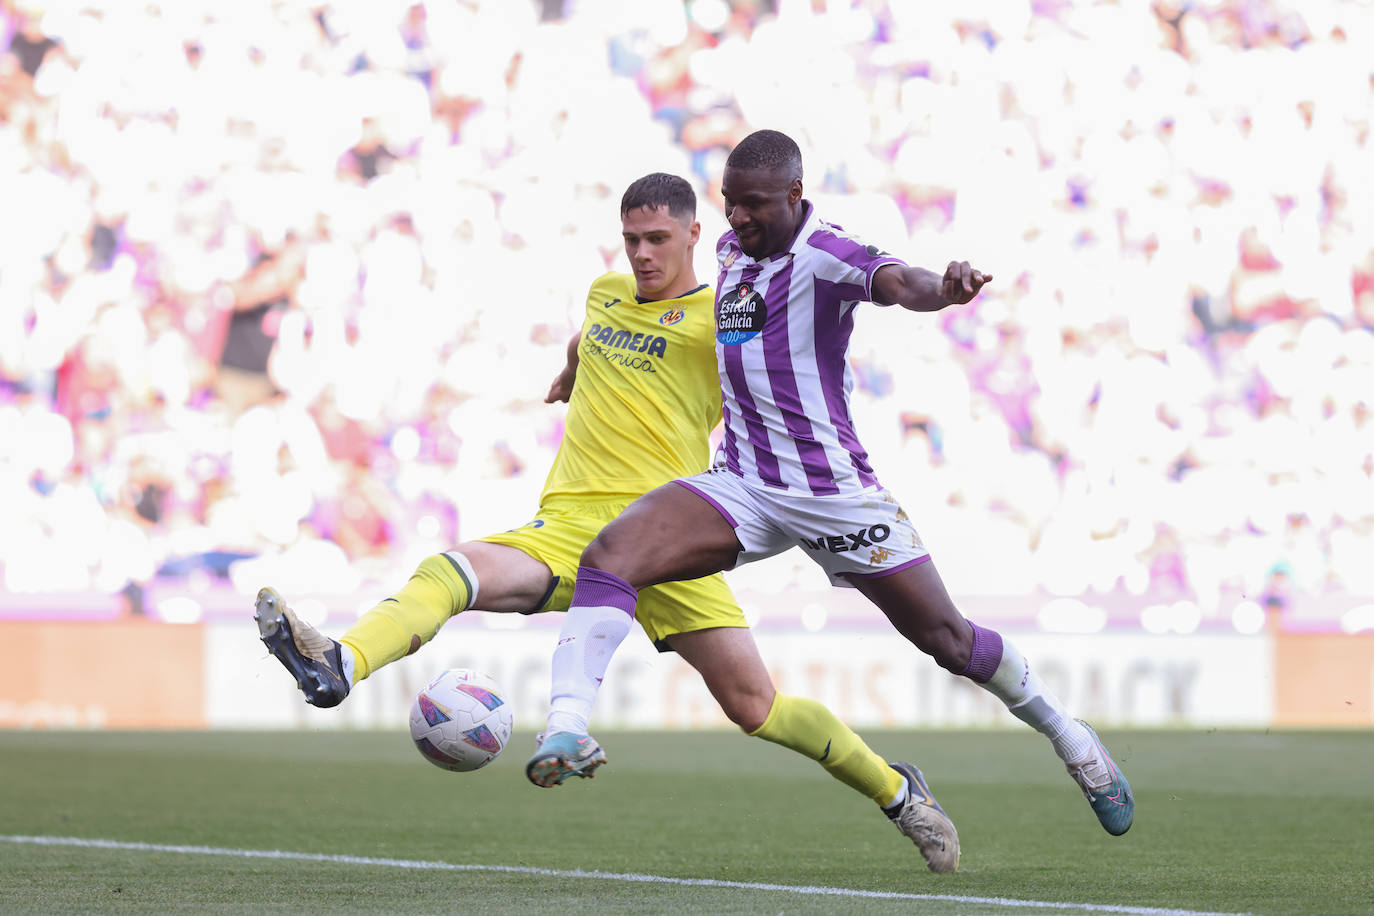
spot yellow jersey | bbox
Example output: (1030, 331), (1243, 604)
(539, 272), (720, 506)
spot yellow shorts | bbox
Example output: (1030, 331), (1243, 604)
(478, 501), (746, 650)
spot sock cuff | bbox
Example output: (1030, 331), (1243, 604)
(572, 566), (638, 617)
(747, 692), (785, 739)
(959, 621), (1004, 684)
(440, 551), (479, 610)
(339, 637), (370, 682)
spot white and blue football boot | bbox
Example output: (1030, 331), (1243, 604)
(526, 731), (607, 787)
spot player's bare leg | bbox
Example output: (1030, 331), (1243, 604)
(851, 562), (1134, 835)
(848, 560), (973, 672)
(582, 481), (745, 587)
(459, 541), (557, 612)
(667, 627), (774, 732)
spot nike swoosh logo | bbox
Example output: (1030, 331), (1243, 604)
(818, 740), (832, 762)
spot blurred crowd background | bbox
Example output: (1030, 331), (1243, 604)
(2, 0), (1371, 634)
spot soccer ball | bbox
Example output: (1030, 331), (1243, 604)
(408, 669), (513, 772)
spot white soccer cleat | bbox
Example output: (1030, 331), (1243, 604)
(886, 762), (960, 873)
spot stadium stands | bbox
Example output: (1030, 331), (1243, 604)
(1, 0), (1371, 635)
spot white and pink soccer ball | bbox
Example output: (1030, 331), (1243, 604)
(408, 669), (513, 772)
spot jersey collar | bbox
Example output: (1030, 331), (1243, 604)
(636, 283), (707, 304)
(778, 199), (819, 260)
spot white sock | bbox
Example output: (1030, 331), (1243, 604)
(339, 643), (356, 687)
(545, 604), (633, 735)
(980, 638), (1093, 764)
(882, 779), (910, 813)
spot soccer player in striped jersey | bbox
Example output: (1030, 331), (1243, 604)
(538, 131), (1135, 845)
(256, 171), (960, 873)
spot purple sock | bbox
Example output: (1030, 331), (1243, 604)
(572, 566), (638, 617)
(958, 621), (1004, 684)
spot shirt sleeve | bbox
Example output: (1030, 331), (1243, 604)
(805, 228), (907, 300)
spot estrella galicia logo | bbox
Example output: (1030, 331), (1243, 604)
(716, 282), (766, 345)
(800, 524), (891, 554)
(659, 308), (685, 326)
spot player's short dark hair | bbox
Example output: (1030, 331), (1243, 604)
(621, 173), (696, 221)
(726, 129), (803, 180)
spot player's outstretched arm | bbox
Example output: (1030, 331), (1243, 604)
(545, 332), (582, 403)
(872, 261), (992, 312)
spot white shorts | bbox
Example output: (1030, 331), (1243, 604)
(675, 468), (931, 588)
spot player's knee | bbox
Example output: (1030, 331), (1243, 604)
(579, 536), (610, 571)
(581, 529), (648, 583)
(580, 526), (628, 570)
(703, 680), (770, 732)
(916, 619), (973, 673)
(723, 696), (770, 733)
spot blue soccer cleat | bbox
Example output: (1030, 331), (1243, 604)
(886, 762), (960, 873)
(1065, 721), (1134, 836)
(254, 587), (350, 708)
(526, 731), (607, 787)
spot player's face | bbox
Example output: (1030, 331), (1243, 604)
(721, 165), (803, 259)
(622, 205), (700, 300)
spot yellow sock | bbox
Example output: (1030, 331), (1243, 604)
(340, 552), (476, 682)
(750, 693), (905, 807)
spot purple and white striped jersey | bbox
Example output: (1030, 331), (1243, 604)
(713, 201), (906, 496)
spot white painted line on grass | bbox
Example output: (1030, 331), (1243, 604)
(2, 834), (1253, 916)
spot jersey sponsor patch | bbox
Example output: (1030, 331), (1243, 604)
(585, 323), (668, 356)
(716, 282), (766, 345)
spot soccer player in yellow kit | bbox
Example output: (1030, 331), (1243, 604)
(255, 172), (958, 873)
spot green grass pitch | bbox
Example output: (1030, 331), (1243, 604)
(1, 728), (1371, 914)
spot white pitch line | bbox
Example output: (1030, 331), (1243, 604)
(2, 834), (1254, 916)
